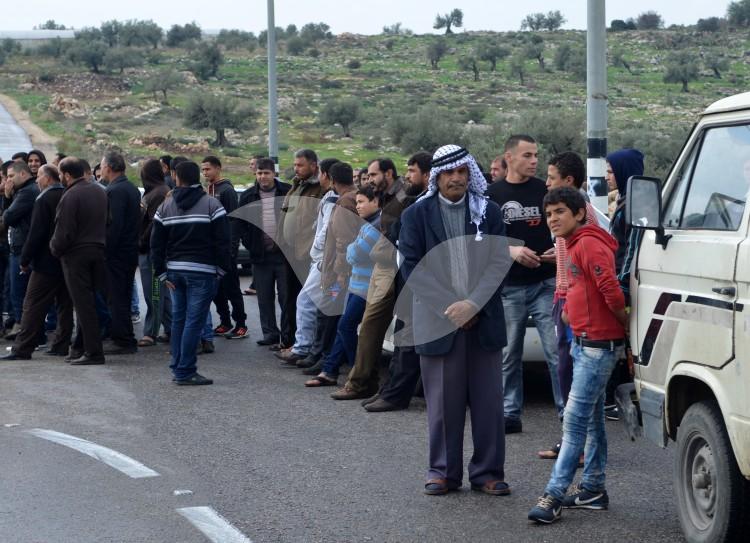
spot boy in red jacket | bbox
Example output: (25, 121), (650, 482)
(528, 187), (627, 524)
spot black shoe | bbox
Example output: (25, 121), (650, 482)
(561, 484), (609, 510)
(605, 406), (620, 421)
(296, 354), (320, 369)
(0, 352), (31, 361)
(257, 337), (279, 346)
(103, 343), (137, 355)
(505, 419), (523, 434)
(364, 398), (405, 412)
(197, 340), (215, 355)
(528, 494), (562, 524)
(278, 352), (306, 365)
(361, 392), (380, 407)
(69, 353), (106, 365)
(302, 360), (324, 376)
(45, 347), (70, 356)
(174, 373), (213, 386)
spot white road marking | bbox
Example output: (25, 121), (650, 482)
(173, 489), (194, 496)
(26, 428), (160, 479)
(177, 506), (252, 543)
(4, 423), (20, 427)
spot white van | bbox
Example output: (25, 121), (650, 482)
(621, 92), (750, 543)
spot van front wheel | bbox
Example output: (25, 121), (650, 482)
(674, 400), (749, 543)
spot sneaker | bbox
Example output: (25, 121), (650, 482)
(562, 484), (609, 510)
(605, 405), (620, 421)
(174, 373), (213, 386)
(224, 326), (248, 339)
(214, 323), (232, 335)
(131, 313), (141, 324)
(528, 494), (562, 524)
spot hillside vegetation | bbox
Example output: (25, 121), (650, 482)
(1, 26), (748, 183)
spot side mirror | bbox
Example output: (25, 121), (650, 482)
(626, 176), (671, 249)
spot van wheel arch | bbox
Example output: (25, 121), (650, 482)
(667, 376), (715, 439)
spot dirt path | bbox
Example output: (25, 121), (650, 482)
(0, 93), (58, 158)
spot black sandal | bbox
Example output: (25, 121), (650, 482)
(537, 442), (562, 459)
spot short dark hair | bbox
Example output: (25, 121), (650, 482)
(12, 152), (28, 162)
(407, 152), (431, 175)
(59, 157), (85, 179)
(28, 149), (48, 165)
(80, 159), (92, 175)
(55, 152), (66, 161)
(543, 187), (587, 223)
(255, 158), (275, 172)
(40, 164), (60, 184)
(159, 155), (173, 167)
(103, 151), (126, 173)
(1, 161), (12, 177)
(504, 134), (536, 152)
(170, 156), (188, 171)
(492, 155), (507, 168)
(319, 158), (340, 176)
(549, 152), (586, 189)
(141, 158), (165, 185)
(201, 155), (222, 168)
(9, 161), (32, 175)
(329, 162), (353, 185)
(175, 161), (201, 186)
(294, 149), (318, 163)
(369, 157), (398, 179)
(356, 184), (382, 206)
(93, 163), (101, 176)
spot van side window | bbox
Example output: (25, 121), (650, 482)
(663, 139), (697, 228)
(674, 125), (750, 231)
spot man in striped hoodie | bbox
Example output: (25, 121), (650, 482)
(150, 161), (231, 386)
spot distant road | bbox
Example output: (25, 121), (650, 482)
(0, 102), (32, 160)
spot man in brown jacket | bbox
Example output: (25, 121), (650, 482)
(276, 149), (325, 350)
(51, 157), (108, 365)
(331, 158), (408, 400)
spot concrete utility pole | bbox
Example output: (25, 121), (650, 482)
(586, 0), (608, 218)
(267, 0), (279, 172)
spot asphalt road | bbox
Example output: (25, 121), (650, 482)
(0, 284), (685, 543)
(0, 102), (32, 160)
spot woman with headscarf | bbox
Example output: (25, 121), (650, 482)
(137, 158), (172, 347)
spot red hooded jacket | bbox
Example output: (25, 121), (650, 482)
(564, 224), (626, 340)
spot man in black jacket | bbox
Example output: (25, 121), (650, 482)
(51, 157), (108, 365)
(201, 155), (247, 339)
(2, 165), (72, 360)
(1, 161), (40, 339)
(237, 158), (291, 346)
(100, 151), (141, 355)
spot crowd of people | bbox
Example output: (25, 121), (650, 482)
(0, 135), (645, 525)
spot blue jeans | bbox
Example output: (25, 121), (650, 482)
(168, 271), (218, 380)
(501, 278), (563, 421)
(131, 278), (140, 315)
(201, 312), (213, 341)
(322, 293), (366, 377)
(545, 343), (618, 499)
(9, 252), (29, 323)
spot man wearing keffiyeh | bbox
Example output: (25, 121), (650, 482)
(399, 144), (512, 497)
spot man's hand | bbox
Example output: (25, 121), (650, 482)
(165, 280), (176, 291)
(561, 310), (569, 326)
(461, 315), (479, 330)
(444, 300), (478, 328)
(540, 247), (556, 265)
(510, 246), (542, 268)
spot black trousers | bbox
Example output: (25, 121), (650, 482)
(62, 247), (106, 356)
(253, 252), (288, 341)
(380, 320), (421, 407)
(14, 270), (73, 357)
(214, 260), (246, 327)
(107, 257), (137, 348)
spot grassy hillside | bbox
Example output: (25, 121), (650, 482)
(1, 28), (747, 184)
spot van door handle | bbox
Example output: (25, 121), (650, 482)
(712, 286), (736, 296)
